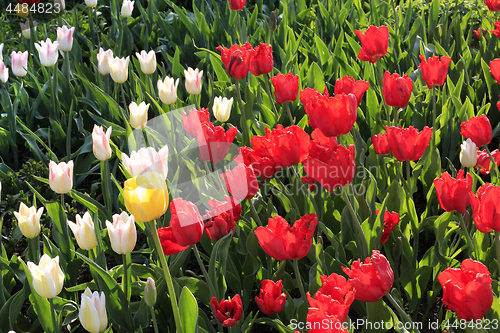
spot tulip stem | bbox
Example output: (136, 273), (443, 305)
(375, 58), (390, 125)
(122, 253), (130, 301)
(342, 187), (368, 258)
(385, 292), (420, 333)
(264, 75), (279, 121)
(121, 84), (129, 123)
(49, 298), (60, 333)
(469, 167), (485, 186)
(432, 86), (437, 142)
(485, 146), (500, 184)
(292, 259), (309, 308)
(249, 200), (263, 227)
(148, 220), (182, 332)
(235, 79), (251, 146)
(192, 244), (217, 298)
(393, 106), (398, 126)
(89, 7), (95, 50)
(457, 213), (476, 259)
(28, 237), (39, 265)
(495, 231), (500, 277)
(149, 76), (156, 100)
(283, 102), (294, 125)
(149, 306), (160, 333)
(101, 160), (112, 219)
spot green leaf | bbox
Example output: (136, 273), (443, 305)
(179, 287), (199, 333)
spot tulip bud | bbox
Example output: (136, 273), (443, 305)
(129, 102), (150, 129)
(213, 96), (233, 123)
(96, 48), (113, 75)
(144, 277), (157, 307)
(460, 138), (477, 168)
(14, 203), (43, 239)
(108, 56), (130, 83)
(49, 160), (74, 194)
(80, 288), (108, 333)
(68, 212), (98, 250)
(11, 51), (28, 77)
(269, 11), (277, 31)
(15, 4), (29, 17)
(135, 50), (156, 74)
(85, 0), (97, 7)
(0, 62), (8, 83)
(106, 212), (137, 254)
(121, 0), (134, 18)
(20, 20), (38, 39)
(184, 67), (203, 95)
(34, 38), (59, 67)
(56, 25), (75, 52)
(27, 254), (65, 299)
(92, 125), (112, 161)
(158, 76), (179, 105)
(54, 0), (65, 11)
(0, 43), (3, 62)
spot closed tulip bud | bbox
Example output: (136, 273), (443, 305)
(129, 102), (149, 129)
(460, 138), (477, 168)
(35, 38), (59, 67)
(92, 125), (112, 161)
(123, 171), (169, 223)
(85, 0), (97, 7)
(108, 56), (130, 84)
(49, 160), (74, 194)
(11, 51), (28, 77)
(269, 11), (277, 31)
(121, 0), (134, 18)
(80, 288), (108, 333)
(135, 50), (156, 74)
(27, 254), (65, 299)
(106, 212), (137, 254)
(54, 0), (65, 11)
(184, 67), (203, 95)
(14, 203), (43, 239)
(0, 62), (8, 83)
(96, 48), (113, 75)
(144, 277), (157, 307)
(56, 26), (74, 52)
(213, 96), (233, 123)
(158, 76), (179, 105)
(20, 20), (37, 39)
(68, 212), (98, 250)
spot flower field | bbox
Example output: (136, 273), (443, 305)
(2, 0), (500, 332)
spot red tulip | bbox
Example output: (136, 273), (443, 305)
(255, 280), (286, 315)
(492, 21), (500, 38)
(270, 73), (299, 104)
(355, 25), (389, 63)
(372, 133), (390, 155)
(249, 43), (273, 76)
(157, 198), (204, 255)
(334, 76), (369, 107)
(217, 42), (252, 79)
(382, 72), (413, 108)
(434, 170), (473, 214)
(486, 0), (500, 11)
(475, 149), (500, 175)
(17, 0), (40, 5)
(211, 295), (243, 327)
(376, 209), (400, 244)
(438, 259), (493, 321)
(304, 93), (358, 137)
(342, 250), (394, 302)
(307, 273), (355, 332)
(238, 147), (280, 179)
(197, 123), (237, 163)
(460, 115), (492, 147)
(497, 101), (500, 112)
(182, 108), (210, 138)
(300, 86), (329, 108)
(228, 0), (245, 10)
(254, 214), (318, 261)
(418, 55), (452, 89)
(220, 163), (259, 200)
(469, 183), (500, 233)
(301, 175), (316, 192)
(491, 59), (500, 85)
(385, 126), (433, 162)
(203, 196), (241, 241)
(303, 141), (356, 192)
(474, 28), (487, 38)
(250, 125), (310, 168)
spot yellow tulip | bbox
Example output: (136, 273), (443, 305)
(123, 171), (169, 223)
